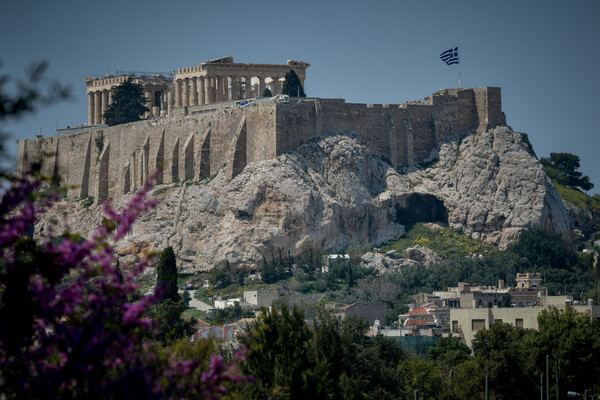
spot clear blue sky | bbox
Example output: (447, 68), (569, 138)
(3, 0), (599, 193)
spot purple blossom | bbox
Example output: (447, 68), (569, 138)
(0, 172), (250, 398)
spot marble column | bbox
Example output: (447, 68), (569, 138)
(231, 76), (241, 100)
(88, 92), (95, 126)
(256, 77), (263, 97)
(245, 76), (252, 99)
(209, 76), (216, 103)
(272, 78), (281, 95)
(223, 76), (229, 101)
(190, 77), (198, 106)
(94, 91), (102, 125)
(221, 76), (228, 101)
(145, 91), (152, 118)
(216, 76), (223, 102)
(198, 76), (205, 105)
(175, 79), (182, 107)
(167, 89), (173, 116)
(101, 90), (108, 123)
(230, 78), (238, 100)
(183, 78), (190, 107)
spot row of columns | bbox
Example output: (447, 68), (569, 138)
(88, 90), (114, 125)
(174, 75), (288, 108)
(88, 88), (169, 125)
(144, 90), (170, 119)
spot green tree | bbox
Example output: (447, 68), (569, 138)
(428, 335), (472, 371)
(207, 266), (231, 289)
(181, 290), (191, 308)
(103, 77), (149, 126)
(281, 69), (306, 97)
(239, 304), (328, 399)
(353, 335), (406, 399)
(399, 356), (451, 400)
(541, 152), (594, 191)
(532, 307), (600, 397)
(508, 227), (573, 270)
(157, 246), (180, 303)
(262, 87), (272, 97)
(145, 299), (197, 344)
(472, 322), (537, 400)
(449, 359), (486, 400)
(261, 258), (277, 284)
(312, 312), (362, 399)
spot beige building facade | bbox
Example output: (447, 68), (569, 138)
(451, 298), (600, 347)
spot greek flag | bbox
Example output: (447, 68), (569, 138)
(440, 47), (459, 65)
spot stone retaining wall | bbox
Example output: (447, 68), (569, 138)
(17, 87), (504, 204)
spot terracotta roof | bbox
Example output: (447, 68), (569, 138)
(400, 306), (431, 317)
(196, 319), (213, 328)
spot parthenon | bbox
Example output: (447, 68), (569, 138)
(84, 57), (310, 125)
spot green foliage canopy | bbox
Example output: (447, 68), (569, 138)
(103, 77), (149, 126)
(508, 227), (573, 270)
(281, 69), (306, 97)
(541, 152), (594, 191)
(157, 246), (180, 303)
(239, 304), (320, 399)
(534, 307), (600, 395)
(472, 322), (536, 399)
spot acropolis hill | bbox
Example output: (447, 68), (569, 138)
(16, 57), (506, 206)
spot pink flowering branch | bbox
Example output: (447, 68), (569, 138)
(0, 170), (250, 398)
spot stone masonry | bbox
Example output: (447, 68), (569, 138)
(17, 87), (505, 206)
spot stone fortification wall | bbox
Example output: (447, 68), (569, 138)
(17, 87), (504, 203)
(17, 100), (277, 204)
(276, 87), (503, 167)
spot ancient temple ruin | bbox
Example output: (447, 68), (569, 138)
(84, 57), (310, 125)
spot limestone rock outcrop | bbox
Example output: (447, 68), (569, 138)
(36, 127), (572, 273)
(404, 126), (571, 248)
(404, 245), (443, 266)
(360, 252), (420, 275)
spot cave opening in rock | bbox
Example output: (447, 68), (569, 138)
(394, 193), (448, 225)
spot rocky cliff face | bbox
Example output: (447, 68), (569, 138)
(36, 127), (572, 273)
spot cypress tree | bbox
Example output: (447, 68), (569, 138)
(103, 77), (149, 126)
(281, 69), (306, 97)
(156, 246), (180, 303)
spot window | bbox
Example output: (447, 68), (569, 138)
(452, 320), (459, 333)
(515, 318), (524, 328)
(472, 319), (485, 331)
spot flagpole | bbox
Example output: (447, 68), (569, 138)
(458, 42), (461, 88)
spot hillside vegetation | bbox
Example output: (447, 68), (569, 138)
(379, 223), (501, 259)
(553, 181), (600, 213)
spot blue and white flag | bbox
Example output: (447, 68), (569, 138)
(440, 47), (459, 65)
